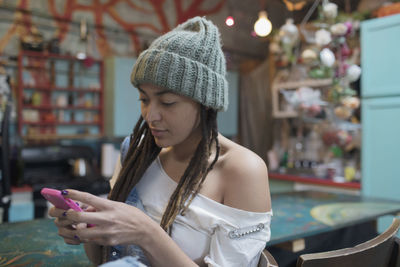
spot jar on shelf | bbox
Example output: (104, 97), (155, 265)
(32, 91), (42, 106)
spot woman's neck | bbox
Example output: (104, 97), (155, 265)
(166, 139), (201, 163)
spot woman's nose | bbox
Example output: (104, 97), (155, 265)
(144, 103), (162, 123)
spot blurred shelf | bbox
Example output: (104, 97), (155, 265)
(17, 51), (104, 140)
(23, 105), (101, 110)
(23, 134), (103, 140)
(20, 50), (102, 62)
(23, 121), (99, 126)
(271, 69), (333, 118)
(22, 85), (101, 92)
(269, 172), (361, 189)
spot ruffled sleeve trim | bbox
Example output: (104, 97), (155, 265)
(190, 193), (272, 227)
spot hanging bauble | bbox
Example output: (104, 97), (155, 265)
(315, 29), (332, 47)
(279, 18), (300, 46)
(322, 1), (338, 19)
(330, 23), (348, 36)
(320, 48), (335, 67)
(346, 65), (361, 82)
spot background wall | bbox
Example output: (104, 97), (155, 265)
(0, 0), (271, 67)
(1, 0), (370, 65)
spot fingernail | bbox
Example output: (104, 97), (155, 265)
(62, 211), (67, 217)
(75, 202), (80, 206)
(74, 235), (80, 240)
(61, 190), (68, 195)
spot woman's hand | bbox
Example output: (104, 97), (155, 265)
(48, 205), (88, 245)
(50, 189), (154, 247)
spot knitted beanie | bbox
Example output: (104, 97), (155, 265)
(131, 16), (228, 111)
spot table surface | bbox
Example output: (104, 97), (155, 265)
(1, 190), (400, 266)
(268, 190), (400, 245)
(0, 218), (91, 267)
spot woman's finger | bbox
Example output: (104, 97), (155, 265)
(64, 237), (81, 245)
(48, 206), (69, 218)
(84, 206), (96, 212)
(64, 209), (114, 226)
(54, 217), (76, 227)
(73, 227), (116, 246)
(59, 226), (84, 242)
(62, 189), (110, 210)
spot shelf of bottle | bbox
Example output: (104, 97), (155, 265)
(20, 50), (102, 62)
(22, 85), (102, 93)
(23, 121), (100, 126)
(23, 105), (101, 111)
(269, 172), (361, 189)
(22, 66), (100, 77)
(23, 133), (103, 140)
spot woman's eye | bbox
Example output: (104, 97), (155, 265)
(162, 102), (175, 106)
(139, 98), (148, 104)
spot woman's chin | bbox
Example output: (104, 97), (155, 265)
(154, 138), (170, 148)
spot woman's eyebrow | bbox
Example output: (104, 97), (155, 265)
(155, 90), (172, 96)
(138, 87), (171, 95)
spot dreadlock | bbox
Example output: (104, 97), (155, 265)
(160, 107), (219, 232)
(102, 106), (219, 262)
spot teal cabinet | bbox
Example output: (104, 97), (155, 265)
(362, 97), (400, 199)
(105, 56), (238, 138)
(361, 14), (400, 98)
(361, 14), (400, 233)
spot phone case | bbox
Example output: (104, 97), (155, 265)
(40, 188), (83, 211)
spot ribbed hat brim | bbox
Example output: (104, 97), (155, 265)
(131, 49), (228, 111)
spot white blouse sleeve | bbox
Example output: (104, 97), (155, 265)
(203, 214), (272, 267)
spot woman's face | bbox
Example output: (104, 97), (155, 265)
(139, 84), (202, 148)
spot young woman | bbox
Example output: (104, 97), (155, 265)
(49, 16), (272, 267)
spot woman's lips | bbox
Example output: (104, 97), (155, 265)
(151, 128), (167, 137)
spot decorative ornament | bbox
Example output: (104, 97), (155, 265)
(315, 29), (332, 46)
(281, 86), (325, 111)
(346, 64), (361, 82)
(279, 18), (300, 46)
(269, 42), (281, 54)
(344, 21), (353, 35)
(301, 49), (318, 63)
(334, 106), (352, 120)
(341, 97), (360, 109)
(330, 23), (348, 36)
(340, 42), (352, 59)
(320, 48), (335, 67)
(282, 0), (307, 11)
(322, 1), (338, 19)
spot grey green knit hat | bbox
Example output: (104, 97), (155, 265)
(131, 16), (228, 111)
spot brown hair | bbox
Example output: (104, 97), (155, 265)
(102, 106), (219, 262)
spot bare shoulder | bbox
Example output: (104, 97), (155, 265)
(217, 136), (271, 213)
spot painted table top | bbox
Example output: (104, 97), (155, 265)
(0, 218), (91, 266)
(268, 190), (400, 245)
(1, 190), (400, 265)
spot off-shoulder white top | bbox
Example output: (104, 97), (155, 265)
(111, 157), (272, 267)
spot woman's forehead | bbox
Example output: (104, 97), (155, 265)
(138, 83), (202, 107)
(139, 84), (173, 96)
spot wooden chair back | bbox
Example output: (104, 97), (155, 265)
(296, 218), (400, 267)
(258, 249), (279, 267)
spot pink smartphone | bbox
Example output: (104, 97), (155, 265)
(40, 188), (83, 211)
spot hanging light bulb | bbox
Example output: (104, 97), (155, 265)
(225, 16), (235, 27)
(254, 11), (272, 37)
